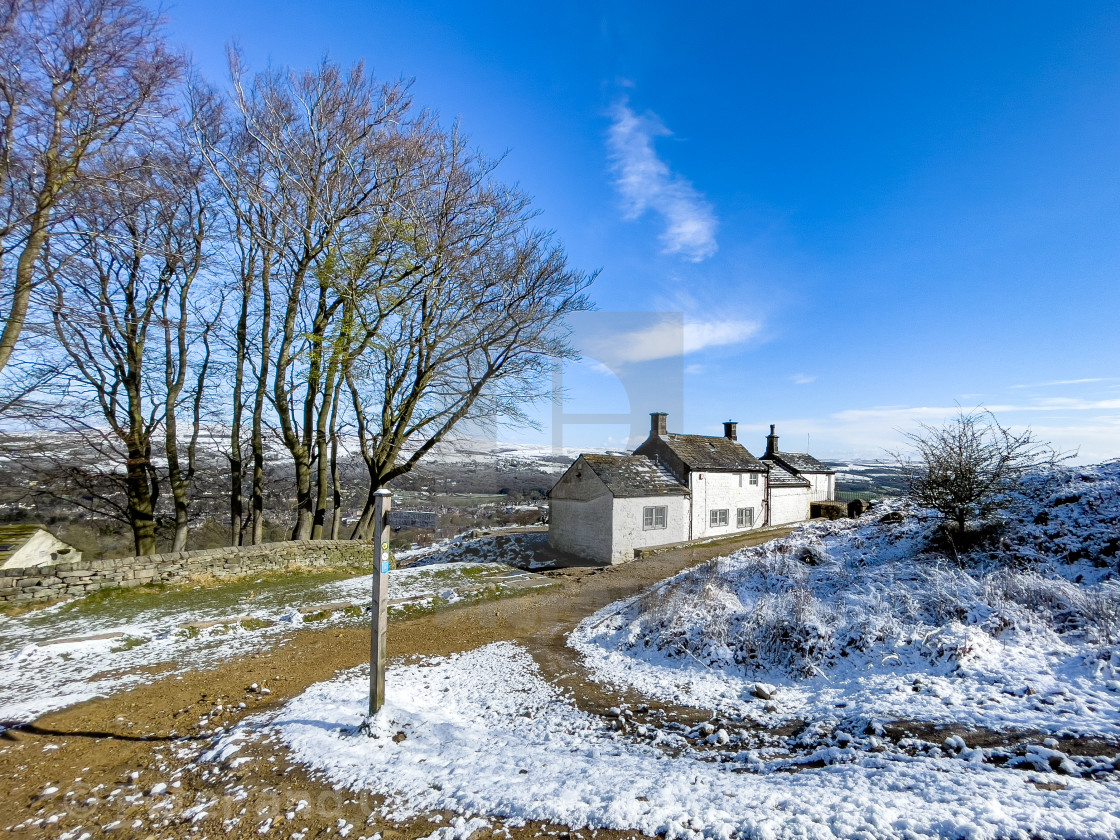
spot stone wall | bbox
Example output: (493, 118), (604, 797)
(0, 540), (374, 606)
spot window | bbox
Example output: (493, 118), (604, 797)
(737, 507), (754, 528)
(643, 506), (667, 530)
(710, 508), (729, 527)
(738, 473), (743, 487)
(749, 473), (759, 486)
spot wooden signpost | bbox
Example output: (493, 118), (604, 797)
(369, 488), (392, 716)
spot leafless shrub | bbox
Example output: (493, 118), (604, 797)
(732, 588), (833, 677)
(891, 408), (1071, 535)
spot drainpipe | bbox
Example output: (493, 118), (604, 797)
(687, 471), (694, 541)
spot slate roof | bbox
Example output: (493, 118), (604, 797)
(658, 434), (767, 472)
(578, 455), (690, 498)
(762, 451), (834, 475)
(765, 461), (811, 487)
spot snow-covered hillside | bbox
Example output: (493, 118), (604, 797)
(209, 463), (1120, 840)
(573, 461), (1120, 740)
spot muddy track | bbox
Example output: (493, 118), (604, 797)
(0, 528), (793, 839)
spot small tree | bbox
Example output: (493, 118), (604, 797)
(894, 408), (1069, 535)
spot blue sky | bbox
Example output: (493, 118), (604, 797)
(167, 1), (1120, 462)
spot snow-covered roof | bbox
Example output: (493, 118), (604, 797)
(765, 461), (811, 487)
(657, 434), (767, 472)
(764, 450), (834, 475)
(575, 455), (690, 498)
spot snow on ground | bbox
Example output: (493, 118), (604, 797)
(0, 550), (546, 725)
(215, 641), (1120, 840)
(407, 531), (553, 570)
(571, 462), (1120, 736)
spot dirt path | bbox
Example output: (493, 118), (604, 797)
(0, 528), (793, 839)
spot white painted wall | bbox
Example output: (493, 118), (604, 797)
(806, 473), (835, 502)
(688, 472), (767, 540)
(609, 496), (690, 563)
(549, 494), (615, 563)
(769, 486), (810, 526)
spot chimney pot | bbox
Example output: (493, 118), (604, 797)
(765, 424), (779, 458)
(723, 421), (737, 441)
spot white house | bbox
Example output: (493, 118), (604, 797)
(758, 424), (836, 504)
(549, 414), (834, 564)
(548, 454), (691, 564)
(0, 525), (81, 570)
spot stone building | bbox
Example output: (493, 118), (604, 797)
(548, 413), (833, 563)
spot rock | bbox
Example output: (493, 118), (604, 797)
(944, 735), (967, 753)
(878, 511), (905, 524)
(149, 782), (167, 796)
(847, 499), (868, 518)
(835, 731), (852, 747)
(716, 728), (730, 745)
(751, 683), (772, 700)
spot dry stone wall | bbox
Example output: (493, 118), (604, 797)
(0, 540), (374, 606)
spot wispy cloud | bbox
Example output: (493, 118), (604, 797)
(832, 399), (1120, 424)
(1009, 378), (1109, 389)
(607, 100), (718, 261)
(580, 315), (760, 366)
(791, 373), (816, 385)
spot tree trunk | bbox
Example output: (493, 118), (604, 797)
(249, 258), (272, 545)
(229, 280), (250, 545)
(329, 430), (342, 540)
(126, 449), (158, 556)
(352, 481), (380, 541)
(0, 208), (48, 378)
(291, 457), (314, 541)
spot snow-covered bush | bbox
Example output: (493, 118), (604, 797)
(731, 587), (834, 677)
(593, 462), (1120, 681)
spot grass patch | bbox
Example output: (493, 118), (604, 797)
(240, 617), (274, 631)
(302, 609), (333, 622)
(110, 635), (149, 652)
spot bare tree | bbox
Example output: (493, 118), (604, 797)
(894, 408), (1071, 535)
(206, 55), (419, 541)
(0, 0), (182, 379)
(39, 116), (218, 555)
(346, 133), (595, 539)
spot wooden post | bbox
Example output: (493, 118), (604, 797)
(369, 488), (392, 716)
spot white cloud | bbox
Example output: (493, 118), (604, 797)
(607, 100), (718, 261)
(684, 318), (760, 355)
(832, 399), (1120, 424)
(579, 315), (760, 366)
(1009, 378), (1109, 389)
(791, 373), (816, 385)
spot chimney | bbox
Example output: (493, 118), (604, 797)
(650, 412), (668, 437)
(764, 424), (779, 458)
(723, 420), (737, 441)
